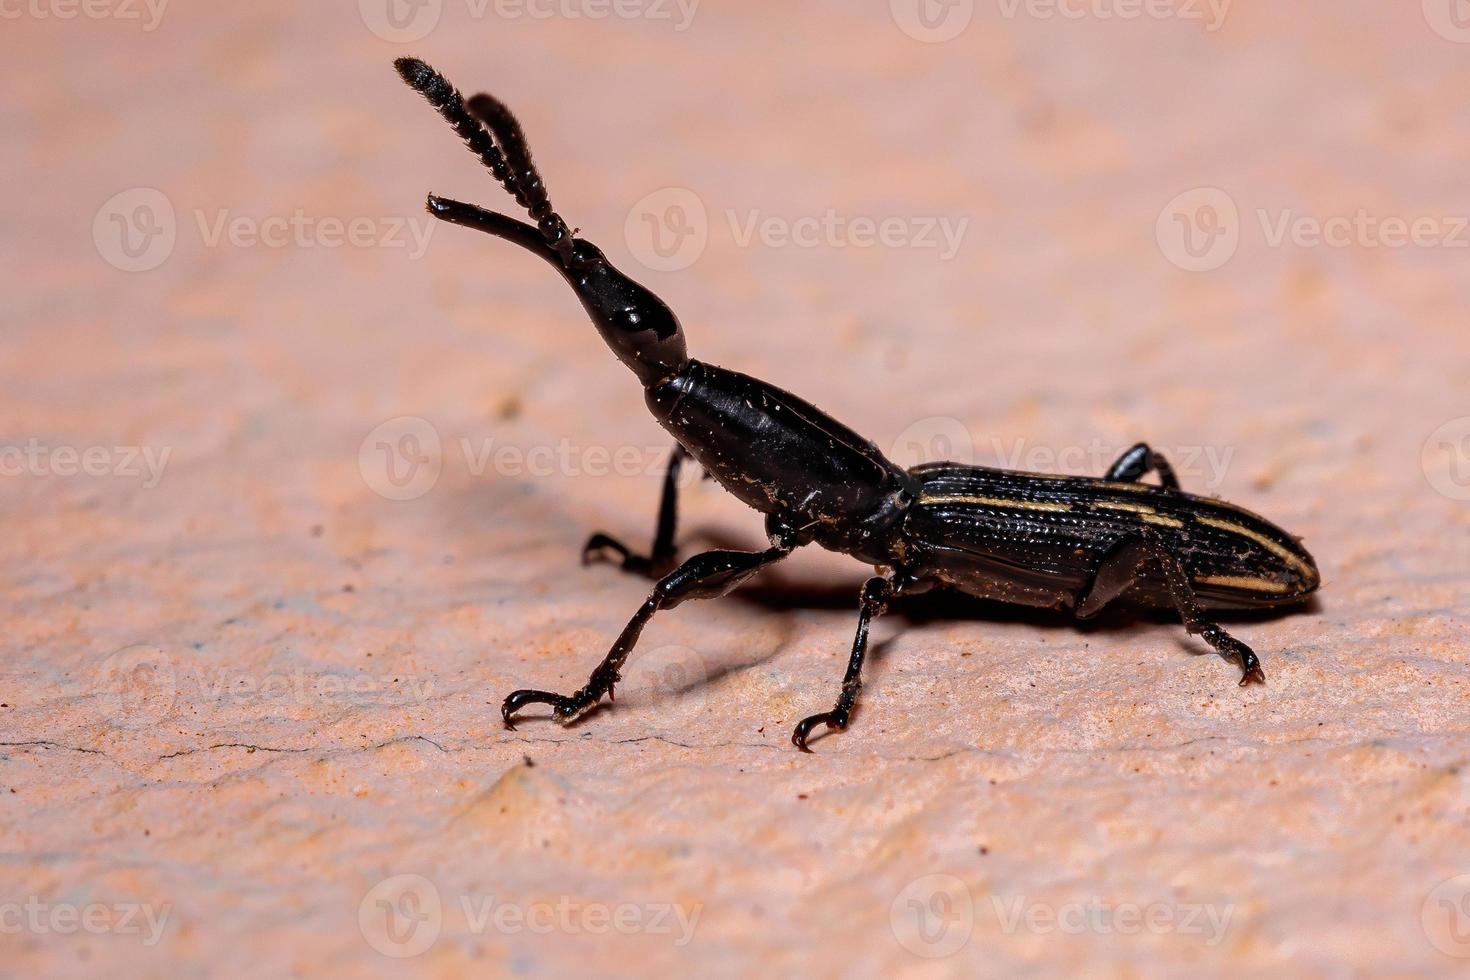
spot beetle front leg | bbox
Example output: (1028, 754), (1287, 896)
(1105, 442), (1180, 491)
(583, 443), (689, 578)
(791, 575), (899, 752)
(504, 543), (793, 728)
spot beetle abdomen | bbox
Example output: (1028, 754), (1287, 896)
(903, 462), (1319, 612)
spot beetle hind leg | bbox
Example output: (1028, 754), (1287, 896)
(1142, 535), (1265, 685)
(1079, 533), (1265, 685)
(1105, 442), (1180, 490)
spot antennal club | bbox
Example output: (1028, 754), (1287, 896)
(394, 56), (578, 265)
(466, 92), (574, 260)
(395, 57), (689, 387)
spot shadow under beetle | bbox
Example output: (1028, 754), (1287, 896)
(395, 58), (1321, 751)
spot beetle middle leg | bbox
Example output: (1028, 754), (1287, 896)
(1105, 442), (1180, 490)
(583, 443), (690, 577)
(1078, 533), (1265, 685)
(503, 543), (793, 728)
(791, 574), (901, 752)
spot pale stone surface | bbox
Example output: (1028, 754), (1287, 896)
(4, 2), (1470, 976)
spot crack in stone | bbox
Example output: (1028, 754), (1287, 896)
(374, 734), (447, 753)
(153, 734), (449, 762)
(156, 742), (311, 760)
(0, 740), (109, 756)
(3, 729), (1439, 776)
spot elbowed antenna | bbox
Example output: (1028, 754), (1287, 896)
(395, 57), (689, 386)
(393, 57), (577, 265)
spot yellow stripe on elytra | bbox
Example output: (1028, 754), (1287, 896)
(1193, 573), (1291, 594)
(1091, 500), (1185, 528)
(919, 494), (1073, 514)
(1195, 515), (1314, 577)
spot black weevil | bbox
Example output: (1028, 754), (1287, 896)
(395, 58), (1319, 751)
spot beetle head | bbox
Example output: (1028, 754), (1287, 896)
(398, 58), (688, 386)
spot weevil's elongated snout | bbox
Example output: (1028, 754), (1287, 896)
(425, 195), (688, 385)
(399, 58), (688, 387)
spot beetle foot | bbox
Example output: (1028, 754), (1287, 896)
(1238, 656), (1266, 686)
(581, 533), (656, 577)
(1231, 642), (1265, 685)
(1198, 625), (1265, 687)
(1226, 638), (1264, 686)
(502, 688), (603, 729)
(791, 708), (849, 752)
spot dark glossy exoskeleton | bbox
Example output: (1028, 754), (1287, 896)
(395, 59), (1321, 751)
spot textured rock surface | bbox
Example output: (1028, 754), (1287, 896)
(4, 2), (1470, 975)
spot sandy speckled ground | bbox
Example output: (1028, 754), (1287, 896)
(4, 1), (1470, 976)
